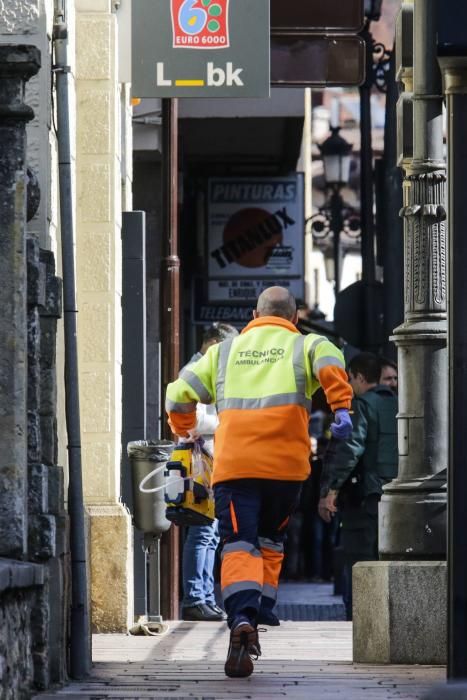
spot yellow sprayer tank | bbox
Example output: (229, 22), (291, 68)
(165, 441), (215, 526)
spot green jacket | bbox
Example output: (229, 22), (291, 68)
(321, 384), (398, 501)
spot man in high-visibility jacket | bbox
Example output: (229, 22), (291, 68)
(166, 286), (353, 678)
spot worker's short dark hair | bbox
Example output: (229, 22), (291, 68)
(348, 352), (382, 384)
(202, 323), (238, 345)
(380, 356), (397, 371)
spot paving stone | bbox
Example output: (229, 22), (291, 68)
(32, 622), (445, 699)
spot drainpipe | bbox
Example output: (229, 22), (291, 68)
(303, 87), (313, 306)
(159, 97), (180, 620)
(53, 5), (91, 678)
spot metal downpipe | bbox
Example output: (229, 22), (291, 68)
(53, 4), (91, 679)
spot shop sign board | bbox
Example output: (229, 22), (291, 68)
(191, 278), (254, 325)
(207, 176), (304, 303)
(271, 35), (366, 87)
(193, 303), (255, 324)
(270, 0), (364, 33)
(208, 278), (304, 303)
(132, 0), (270, 98)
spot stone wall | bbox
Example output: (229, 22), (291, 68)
(1, 6), (134, 686)
(0, 561), (44, 700)
(0, 234), (68, 700)
(27, 241), (69, 689)
(0, 4), (70, 694)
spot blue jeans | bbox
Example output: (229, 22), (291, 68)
(182, 520), (219, 607)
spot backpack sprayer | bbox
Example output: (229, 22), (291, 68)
(138, 439), (215, 527)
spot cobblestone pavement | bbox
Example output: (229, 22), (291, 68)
(35, 622), (445, 700)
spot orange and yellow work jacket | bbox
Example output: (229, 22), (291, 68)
(166, 316), (353, 485)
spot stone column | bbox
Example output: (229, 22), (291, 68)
(353, 1), (448, 664)
(75, 0), (133, 632)
(379, 0), (447, 560)
(0, 44), (41, 557)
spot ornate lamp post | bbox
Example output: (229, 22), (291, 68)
(311, 127), (360, 296)
(364, 0), (383, 22)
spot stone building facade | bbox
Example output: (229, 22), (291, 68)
(75, 0), (133, 634)
(0, 1), (133, 697)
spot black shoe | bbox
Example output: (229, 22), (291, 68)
(224, 620), (261, 678)
(182, 603), (225, 621)
(207, 603), (227, 620)
(257, 608), (280, 626)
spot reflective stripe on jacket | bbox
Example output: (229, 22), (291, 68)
(166, 316), (352, 484)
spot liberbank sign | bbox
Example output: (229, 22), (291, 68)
(132, 0), (270, 98)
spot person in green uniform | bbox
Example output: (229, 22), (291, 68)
(318, 352), (398, 620)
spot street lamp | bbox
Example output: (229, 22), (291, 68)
(311, 127), (360, 296)
(319, 126), (353, 187)
(364, 0), (383, 22)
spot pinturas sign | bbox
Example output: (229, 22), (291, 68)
(132, 0), (270, 98)
(207, 176), (304, 302)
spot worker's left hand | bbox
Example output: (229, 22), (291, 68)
(318, 490), (338, 523)
(330, 408), (352, 440)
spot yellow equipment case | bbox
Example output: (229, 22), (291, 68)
(165, 441), (215, 526)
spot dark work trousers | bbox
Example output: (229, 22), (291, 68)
(340, 494), (379, 620)
(214, 478), (302, 628)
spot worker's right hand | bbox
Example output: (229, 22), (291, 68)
(178, 428), (200, 443)
(318, 490), (338, 523)
(330, 408), (352, 440)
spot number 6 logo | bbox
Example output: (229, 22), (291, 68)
(171, 0), (230, 49)
(179, 0), (207, 35)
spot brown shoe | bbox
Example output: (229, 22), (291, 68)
(224, 621), (261, 678)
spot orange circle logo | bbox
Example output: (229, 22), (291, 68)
(223, 208), (283, 268)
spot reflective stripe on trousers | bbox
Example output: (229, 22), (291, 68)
(220, 540), (263, 601)
(258, 536), (284, 602)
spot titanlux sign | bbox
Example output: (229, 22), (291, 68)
(207, 176), (304, 302)
(132, 0), (270, 97)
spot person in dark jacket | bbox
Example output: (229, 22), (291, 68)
(318, 352), (398, 620)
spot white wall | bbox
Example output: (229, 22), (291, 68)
(311, 251), (362, 320)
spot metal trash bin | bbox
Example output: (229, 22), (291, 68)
(127, 440), (174, 534)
